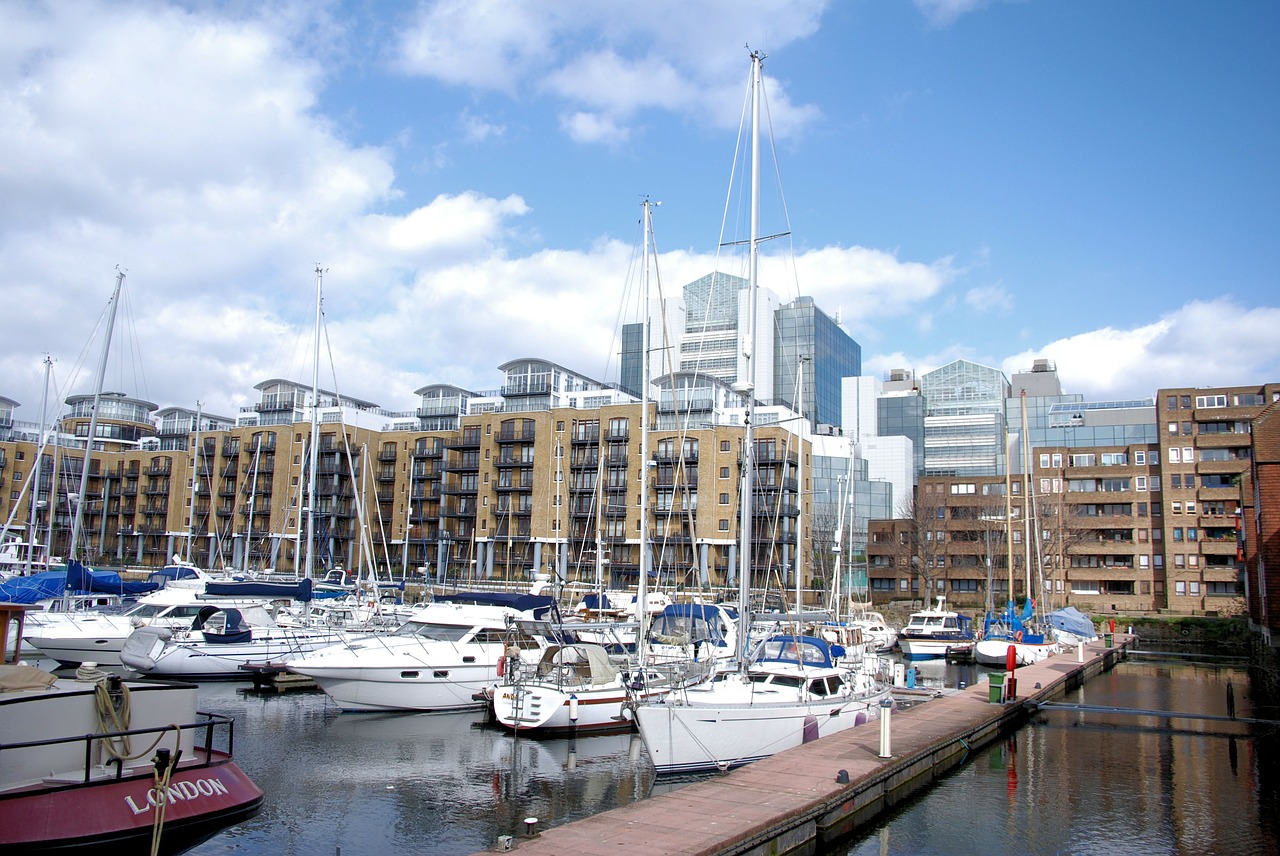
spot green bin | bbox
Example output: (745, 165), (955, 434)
(1104, 632), (1113, 647)
(988, 672), (1005, 704)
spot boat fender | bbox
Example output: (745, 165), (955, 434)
(568, 693), (579, 722)
(496, 655), (506, 677)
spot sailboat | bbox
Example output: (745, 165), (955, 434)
(974, 391), (1060, 667)
(491, 200), (699, 733)
(632, 52), (890, 774)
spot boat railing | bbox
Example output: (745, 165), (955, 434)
(0, 710), (237, 789)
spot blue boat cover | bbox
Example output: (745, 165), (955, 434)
(0, 561), (159, 602)
(435, 591), (558, 619)
(205, 577), (314, 602)
(1046, 606), (1097, 640)
(753, 634), (837, 668)
(0, 571), (66, 604)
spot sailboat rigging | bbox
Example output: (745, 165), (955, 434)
(633, 51), (890, 773)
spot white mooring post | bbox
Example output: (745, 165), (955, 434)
(878, 697), (894, 758)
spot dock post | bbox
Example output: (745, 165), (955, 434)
(878, 697), (893, 758)
(1077, 642), (1084, 663)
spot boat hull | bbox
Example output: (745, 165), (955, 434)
(0, 756), (263, 854)
(898, 635), (974, 660)
(296, 663), (499, 712)
(635, 686), (888, 774)
(121, 626), (345, 679)
(974, 638), (1059, 667)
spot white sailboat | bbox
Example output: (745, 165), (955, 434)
(491, 200), (695, 733)
(633, 51), (890, 774)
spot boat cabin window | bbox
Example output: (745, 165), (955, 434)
(470, 629), (510, 644)
(396, 622), (471, 642)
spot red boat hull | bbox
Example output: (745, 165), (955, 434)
(0, 753), (263, 853)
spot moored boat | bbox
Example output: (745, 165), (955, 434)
(897, 596), (976, 660)
(0, 650), (262, 853)
(285, 591), (556, 711)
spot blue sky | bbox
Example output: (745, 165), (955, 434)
(2, 0), (1277, 423)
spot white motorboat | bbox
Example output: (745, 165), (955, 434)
(24, 565), (312, 667)
(897, 596), (976, 660)
(285, 591), (557, 712)
(119, 603), (345, 679)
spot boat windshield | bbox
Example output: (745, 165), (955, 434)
(394, 622), (473, 641)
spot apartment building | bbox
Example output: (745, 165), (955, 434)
(0, 374), (809, 596)
(1158, 384), (1280, 614)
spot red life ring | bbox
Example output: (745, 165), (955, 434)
(496, 655), (506, 677)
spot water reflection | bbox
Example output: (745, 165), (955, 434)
(185, 684), (654, 855)
(828, 659), (1279, 856)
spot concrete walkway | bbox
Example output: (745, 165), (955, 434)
(481, 637), (1129, 855)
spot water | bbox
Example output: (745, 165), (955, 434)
(31, 653), (1278, 855)
(827, 655), (1280, 856)
(181, 684), (654, 855)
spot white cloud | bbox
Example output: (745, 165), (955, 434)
(1002, 298), (1280, 401)
(393, 0), (829, 141)
(914, 0), (992, 27)
(964, 282), (1014, 314)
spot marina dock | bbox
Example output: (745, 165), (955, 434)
(482, 636), (1132, 855)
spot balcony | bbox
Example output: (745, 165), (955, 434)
(378, 448), (398, 462)
(375, 467), (397, 482)
(604, 454), (628, 468)
(497, 427), (537, 442)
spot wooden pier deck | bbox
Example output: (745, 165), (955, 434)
(480, 635), (1131, 855)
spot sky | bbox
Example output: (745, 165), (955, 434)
(2, 0), (1278, 425)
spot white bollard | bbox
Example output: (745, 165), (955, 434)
(878, 697), (894, 758)
(1077, 642), (1084, 663)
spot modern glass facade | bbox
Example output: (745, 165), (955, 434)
(919, 360), (1010, 477)
(773, 297), (860, 430)
(878, 394), (926, 479)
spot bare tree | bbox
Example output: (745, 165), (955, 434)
(892, 488), (948, 602)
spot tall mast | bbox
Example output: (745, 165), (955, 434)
(69, 268), (124, 562)
(26, 354), (53, 572)
(735, 50), (764, 667)
(304, 265), (323, 580)
(637, 197), (655, 660)
(186, 401), (202, 563)
(1021, 390), (1032, 598)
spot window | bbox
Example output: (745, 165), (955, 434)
(1171, 474), (1181, 489)
(1183, 447), (1194, 463)
(1174, 554), (1185, 568)
(718, 519), (729, 531)
(1149, 476), (1161, 491)
(1172, 528), (1183, 541)
(1189, 580), (1201, 594)
(1052, 453), (1062, 467)
(1181, 395), (1191, 408)
(1039, 453), (1050, 468)
(1181, 421), (1192, 436)
(1185, 501), (1196, 515)
(1139, 555), (1149, 569)
(1070, 453), (1096, 467)
(720, 466), (730, 479)
(1137, 502), (1148, 516)
(1185, 475), (1195, 488)
(1134, 450), (1146, 465)
(1136, 476), (1147, 492)
(1169, 448), (1181, 463)
(720, 440), (731, 452)
(1196, 394), (1227, 409)
(1175, 581), (1186, 595)
(719, 492), (729, 505)
(1172, 502), (1181, 514)
(950, 483), (976, 495)
(1188, 555), (1199, 568)
(1166, 395), (1177, 410)
(1167, 422), (1179, 435)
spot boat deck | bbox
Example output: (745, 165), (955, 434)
(476, 636), (1130, 855)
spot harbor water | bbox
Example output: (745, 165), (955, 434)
(34, 650), (1277, 855)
